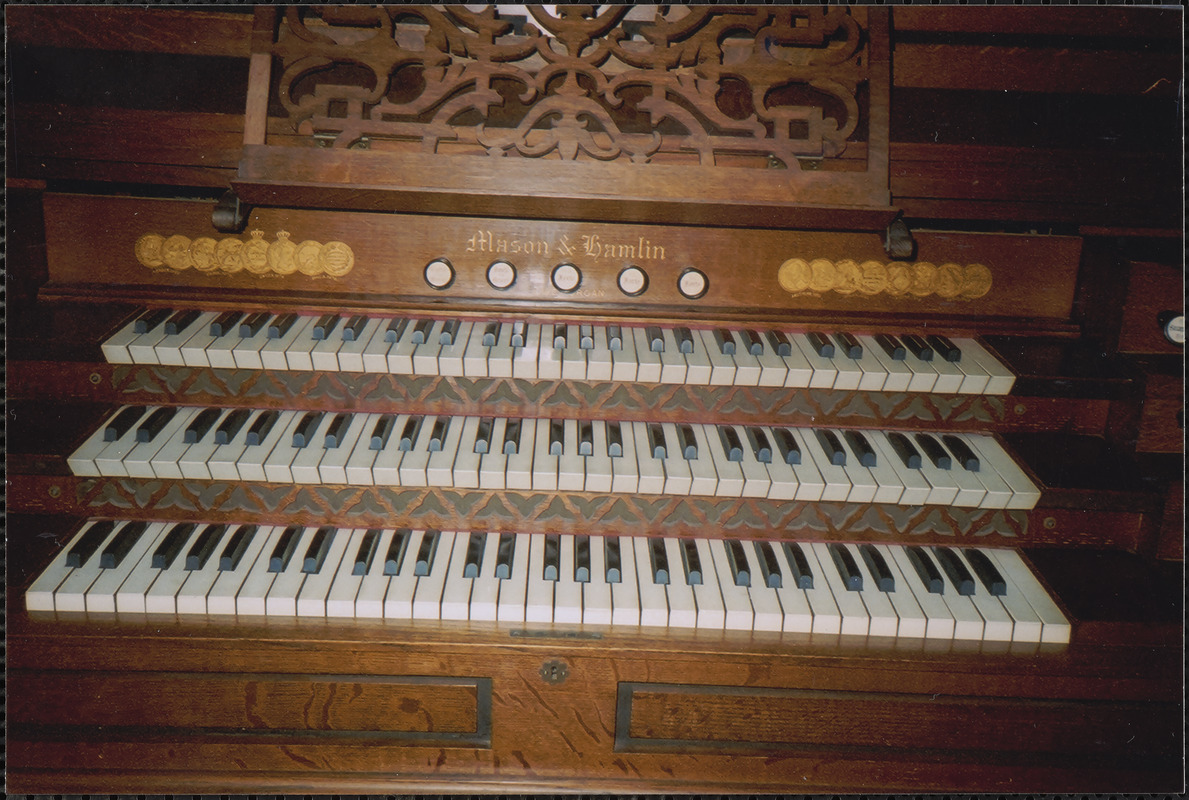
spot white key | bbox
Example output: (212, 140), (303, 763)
(553, 534), (585, 625)
(985, 549), (1070, 644)
(930, 355), (965, 394)
(633, 421), (666, 494)
(765, 541), (814, 633)
(962, 433), (1042, 510)
(699, 328), (737, 387)
(850, 431), (904, 505)
(174, 315), (224, 368)
(585, 421), (614, 493)
(799, 429), (851, 503)
(657, 329), (688, 384)
(397, 415), (437, 488)
(175, 524), (236, 615)
(512, 322), (541, 380)
(752, 336), (789, 388)
(504, 418), (536, 491)
(231, 410), (293, 482)
(234, 525), (292, 616)
(634, 537), (670, 627)
(69, 406), (144, 476)
(324, 529), (374, 618)
(809, 542), (869, 636)
(607, 536), (640, 626)
(829, 346), (864, 391)
(50, 523), (122, 612)
(126, 323), (172, 366)
(410, 320), (444, 375)
(761, 425), (801, 501)
(947, 547), (1013, 641)
(532, 418), (560, 491)
(915, 434), (963, 506)
(411, 531), (456, 620)
(336, 317), (382, 373)
(358, 318), (396, 374)
(953, 349), (992, 395)
(660, 538), (697, 628)
(865, 544), (928, 638)
(485, 321), (516, 379)
(658, 423), (694, 495)
(450, 416), (483, 489)
(265, 527), (320, 616)
(741, 541), (784, 632)
(204, 321), (245, 370)
(124, 406), (199, 479)
(257, 315), (312, 372)
(230, 317), (273, 370)
(462, 322), (493, 378)
(931, 549), (986, 641)
(295, 528), (353, 617)
(787, 542), (843, 634)
(468, 533), (503, 622)
(904, 351), (940, 394)
(792, 334), (838, 389)
(608, 326), (639, 383)
(206, 525), (273, 616)
(858, 335), (912, 393)
(307, 316), (345, 372)
(85, 522), (168, 614)
(177, 409), (237, 481)
(559, 324), (587, 381)
(382, 529), (422, 620)
(959, 338), (1016, 395)
(478, 417), (509, 490)
(496, 533), (531, 623)
(681, 329), (712, 385)
(114, 523), (189, 614)
(525, 533), (555, 623)
(101, 317), (143, 363)
(581, 534), (614, 625)
(437, 321), (471, 377)
(367, 413), (408, 486)
(850, 339), (891, 392)
(705, 423), (745, 497)
(426, 416), (465, 488)
(871, 432), (932, 506)
(285, 412), (336, 484)
(586, 326), (614, 382)
(385, 318), (420, 375)
(733, 425), (773, 498)
(145, 523), (208, 614)
(769, 333), (814, 388)
(779, 428), (826, 502)
(845, 543), (900, 638)
(557, 418), (586, 492)
(707, 539), (754, 631)
(884, 544), (956, 640)
(608, 421), (640, 494)
(689, 538), (725, 629)
(155, 311), (219, 366)
(319, 412), (372, 483)
(625, 327), (659, 383)
(440, 531), (477, 621)
(686, 423), (720, 497)
(727, 331), (762, 386)
(970, 550), (1043, 643)
(344, 528), (391, 619)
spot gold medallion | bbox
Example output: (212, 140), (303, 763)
(832, 259), (861, 295)
(243, 230), (271, 275)
(296, 240), (323, 276)
(189, 237), (218, 272)
(267, 230), (299, 275)
(319, 241), (355, 277)
(961, 263), (993, 299)
(885, 262), (912, 296)
(777, 258), (812, 294)
(808, 258), (836, 293)
(162, 234), (193, 270)
(935, 263), (963, 299)
(214, 237), (245, 273)
(134, 233), (165, 268)
(857, 260), (888, 295)
(910, 261), (937, 297)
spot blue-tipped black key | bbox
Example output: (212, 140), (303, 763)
(743, 329), (764, 356)
(495, 533), (516, 579)
(646, 326), (664, 352)
(906, 546), (944, 594)
(807, 331), (834, 358)
(915, 433), (951, 469)
(580, 421), (594, 456)
(678, 424), (698, 460)
(136, 406), (178, 442)
(164, 309), (202, 336)
(213, 408), (250, 445)
(438, 319), (460, 345)
(245, 410), (279, 446)
(714, 328), (737, 355)
(843, 430), (877, 467)
(746, 426), (772, 464)
(509, 321), (527, 348)
(410, 319), (433, 345)
(927, 334), (961, 362)
(606, 421), (623, 457)
(185, 524), (225, 570)
(400, 416), (424, 451)
(311, 314), (340, 340)
(352, 529), (380, 576)
(963, 548), (1007, 596)
(268, 526), (302, 572)
(549, 419), (565, 456)
(370, 414), (396, 450)
(816, 429), (847, 466)
(239, 311), (270, 338)
(292, 411), (325, 448)
(756, 541), (783, 589)
(933, 547), (976, 596)
(648, 423), (667, 460)
(502, 418), (522, 455)
(783, 542), (814, 589)
(766, 330), (793, 356)
(414, 530), (440, 576)
(105, 406), (148, 442)
(209, 311), (245, 337)
(859, 544), (894, 592)
(680, 539), (702, 585)
(774, 428), (801, 465)
(574, 535), (591, 582)
(67, 521), (116, 568)
(323, 413), (352, 448)
(342, 314), (368, 341)
(579, 324), (594, 350)
(474, 417), (494, 455)
(100, 521), (149, 569)
(481, 322), (499, 347)
(153, 523), (196, 569)
(604, 537), (623, 583)
(833, 332), (862, 359)
(384, 317), (409, 343)
(133, 307), (172, 334)
(219, 525), (257, 571)
(184, 407), (222, 444)
(428, 417), (449, 451)
(719, 425), (744, 462)
(942, 435), (980, 472)
(828, 543), (863, 591)
(463, 532), (486, 578)
(302, 526), (336, 573)
(902, 334), (933, 362)
(606, 324), (623, 351)
(384, 529), (412, 575)
(543, 534), (561, 581)
(888, 432), (922, 469)
(268, 313), (299, 338)
(648, 538), (669, 585)
(875, 333), (906, 360)
(552, 323), (567, 350)
(725, 540), (750, 587)
(675, 327), (694, 354)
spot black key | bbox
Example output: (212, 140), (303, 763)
(105, 406), (148, 441)
(219, 525), (258, 571)
(756, 542), (783, 589)
(927, 334), (962, 362)
(724, 540), (750, 587)
(370, 414), (396, 450)
(815, 429), (846, 466)
(136, 406), (178, 442)
(239, 311), (270, 337)
(427, 417), (449, 451)
(742, 329), (764, 356)
(648, 538), (669, 585)
(783, 542), (814, 589)
(312, 314), (340, 340)
(509, 321), (527, 348)
(714, 328), (736, 355)
(399, 416), (424, 451)
(133, 307), (172, 334)
(807, 331), (834, 358)
(678, 424), (698, 460)
(209, 311), (245, 337)
(843, 430), (877, 467)
(859, 544), (894, 592)
(185, 524), (226, 570)
(906, 546), (944, 594)
(215, 408), (251, 445)
(963, 548), (1007, 596)
(164, 309), (202, 336)
(902, 334), (933, 362)
(579, 421), (594, 456)
(481, 321), (499, 347)
(827, 543), (863, 591)
(915, 433), (951, 470)
(604, 537), (622, 583)
(719, 426), (744, 462)
(292, 411), (325, 448)
(245, 410), (279, 446)
(942, 435), (980, 472)
(268, 526), (302, 572)
(323, 413), (352, 448)
(746, 426), (772, 463)
(268, 312), (299, 338)
(766, 330), (793, 356)
(352, 529), (380, 576)
(495, 533), (516, 579)
(342, 314), (368, 341)
(875, 333), (906, 360)
(606, 421), (623, 457)
(154, 523), (196, 570)
(67, 521), (116, 568)
(183, 407), (222, 444)
(648, 423), (667, 459)
(675, 326), (694, 354)
(385, 317), (409, 343)
(463, 533), (486, 578)
(579, 324), (594, 350)
(549, 419), (565, 456)
(543, 534), (561, 581)
(414, 530), (440, 576)
(773, 428), (801, 465)
(607, 324), (623, 351)
(552, 323), (567, 350)
(439, 319), (460, 345)
(646, 325), (664, 352)
(100, 521), (149, 569)
(574, 535), (591, 582)
(384, 529), (412, 575)
(474, 417), (494, 455)
(833, 332), (863, 359)
(680, 539), (702, 585)
(502, 418), (522, 455)
(888, 432), (922, 469)
(933, 547), (976, 596)
(410, 318), (433, 345)
(301, 527), (335, 573)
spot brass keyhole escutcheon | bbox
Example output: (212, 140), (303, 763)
(48, 485), (62, 498)
(90, 372), (102, 385)
(539, 659), (569, 685)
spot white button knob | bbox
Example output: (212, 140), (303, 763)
(617, 266), (649, 296)
(677, 268), (708, 299)
(552, 263), (582, 293)
(487, 260), (517, 290)
(424, 258), (455, 290)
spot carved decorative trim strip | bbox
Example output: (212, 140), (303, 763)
(271, 6), (876, 169)
(134, 230), (354, 277)
(110, 366), (1010, 428)
(777, 259), (993, 300)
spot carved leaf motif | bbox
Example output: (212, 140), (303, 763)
(284, 489), (329, 515)
(313, 486), (360, 512)
(157, 483), (200, 512)
(122, 366), (170, 395)
(346, 491), (390, 518)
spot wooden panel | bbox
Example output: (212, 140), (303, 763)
(1136, 373), (1184, 455)
(1118, 262), (1184, 355)
(5, 6), (254, 57)
(892, 7), (1182, 39)
(1155, 481), (1184, 562)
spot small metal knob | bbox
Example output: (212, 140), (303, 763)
(539, 659), (569, 685)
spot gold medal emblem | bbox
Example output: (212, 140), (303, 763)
(134, 233), (165, 268)
(935, 263), (963, 299)
(162, 234), (193, 270)
(961, 263), (993, 299)
(857, 260), (888, 295)
(885, 262), (912, 296)
(296, 240), (323, 276)
(319, 241), (355, 277)
(832, 259), (861, 295)
(268, 230), (298, 275)
(910, 262), (937, 297)
(189, 237), (218, 272)
(243, 229), (270, 275)
(808, 258), (835, 293)
(777, 258), (812, 294)
(214, 237), (245, 273)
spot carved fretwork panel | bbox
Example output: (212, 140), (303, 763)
(267, 5), (883, 173)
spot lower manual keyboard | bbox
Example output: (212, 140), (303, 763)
(27, 520), (1071, 643)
